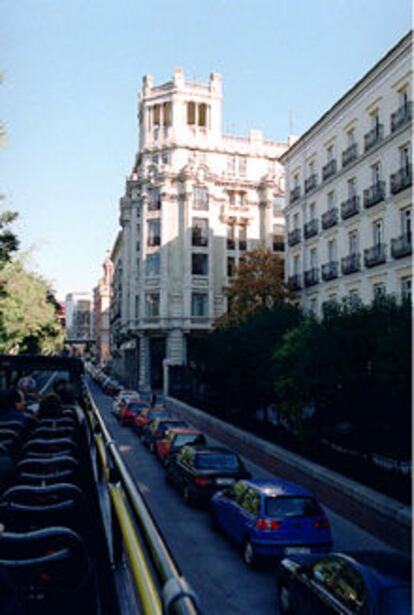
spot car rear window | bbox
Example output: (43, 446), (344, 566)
(128, 403), (149, 412)
(265, 496), (322, 518)
(159, 421), (187, 431)
(195, 453), (240, 470)
(173, 434), (204, 448)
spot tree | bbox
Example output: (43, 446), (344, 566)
(0, 259), (64, 354)
(0, 208), (19, 269)
(217, 246), (290, 326)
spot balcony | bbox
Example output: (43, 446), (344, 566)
(288, 274), (302, 291)
(147, 236), (161, 247)
(341, 195), (360, 220)
(342, 143), (358, 167)
(305, 174), (318, 193)
(341, 253), (361, 275)
(321, 208), (338, 230)
(390, 167), (412, 195)
(304, 268), (319, 287)
(192, 235), (208, 247)
(227, 238), (236, 250)
(288, 228), (301, 246)
(363, 181), (385, 208)
(364, 124), (384, 152)
(304, 219), (319, 239)
(273, 240), (285, 252)
(238, 240), (247, 251)
(321, 261), (339, 281)
(322, 159), (337, 181)
(290, 186), (301, 204)
(391, 102), (412, 132)
(391, 233), (412, 259)
(364, 243), (387, 268)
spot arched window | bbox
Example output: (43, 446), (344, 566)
(187, 101), (196, 125)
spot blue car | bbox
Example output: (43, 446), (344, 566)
(210, 478), (332, 567)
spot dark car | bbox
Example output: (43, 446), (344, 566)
(277, 550), (412, 615)
(165, 444), (251, 505)
(211, 479), (332, 567)
(143, 418), (189, 452)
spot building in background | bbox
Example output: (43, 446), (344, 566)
(282, 32), (412, 316)
(94, 253), (113, 366)
(110, 68), (288, 390)
(65, 292), (94, 341)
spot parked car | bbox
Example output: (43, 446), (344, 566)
(119, 400), (150, 426)
(112, 391), (140, 417)
(155, 428), (206, 463)
(165, 445), (250, 505)
(276, 550), (411, 614)
(210, 479), (332, 567)
(133, 408), (171, 436)
(143, 418), (189, 452)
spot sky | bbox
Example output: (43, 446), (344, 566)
(1, 0), (411, 300)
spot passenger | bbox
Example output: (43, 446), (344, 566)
(37, 393), (63, 419)
(17, 376), (39, 416)
(54, 381), (85, 426)
(0, 389), (30, 425)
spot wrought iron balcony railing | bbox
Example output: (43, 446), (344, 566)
(364, 124), (384, 152)
(305, 174), (318, 193)
(321, 207), (338, 230)
(391, 102), (412, 132)
(304, 267), (319, 287)
(304, 219), (319, 239)
(288, 228), (301, 246)
(391, 233), (412, 259)
(341, 195), (360, 220)
(363, 181), (385, 208)
(227, 238), (236, 250)
(364, 243), (387, 268)
(288, 274), (302, 291)
(342, 143), (358, 167)
(321, 261), (339, 281)
(322, 159), (337, 181)
(341, 253), (361, 275)
(290, 186), (301, 204)
(390, 167), (412, 195)
(192, 235), (208, 247)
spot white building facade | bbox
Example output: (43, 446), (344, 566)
(65, 292), (94, 341)
(112, 68), (287, 390)
(282, 32), (412, 315)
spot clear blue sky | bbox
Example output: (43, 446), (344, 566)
(1, 0), (411, 299)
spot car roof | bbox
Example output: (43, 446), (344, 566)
(188, 445), (236, 454)
(243, 478), (311, 497)
(169, 428), (202, 435)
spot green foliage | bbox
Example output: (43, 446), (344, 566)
(0, 208), (19, 269)
(0, 259), (64, 354)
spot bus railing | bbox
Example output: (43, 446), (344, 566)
(82, 378), (201, 615)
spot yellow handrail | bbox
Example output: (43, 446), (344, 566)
(109, 484), (163, 615)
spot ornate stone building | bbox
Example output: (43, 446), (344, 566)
(111, 68), (288, 390)
(93, 253), (113, 366)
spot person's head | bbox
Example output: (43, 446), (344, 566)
(0, 388), (25, 414)
(38, 393), (62, 419)
(54, 381), (76, 405)
(17, 376), (37, 399)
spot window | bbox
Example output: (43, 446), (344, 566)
(326, 145), (334, 162)
(187, 101), (196, 125)
(238, 225), (247, 250)
(373, 283), (386, 299)
(347, 177), (356, 197)
(161, 151), (169, 165)
(400, 143), (411, 170)
(273, 224), (284, 252)
(347, 128), (355, 146)
(191, 293), (208, 317)
(227, 224), (235, 250)
(192, 218), (209, 247)
(293, 213), (299, 229)
(328, 239), (337, 261)
(371, 162), (381, 184)
(399, 85), (409, 108)
(147, 219), (160, 246)
(371, 110), (380, 131)
(309, 247), (318, 268)
(308, 160), (315, 175)
(135, 296), (140, 318)
(238, 157), (247, 176)
(373, 219), (383, 245)
(198, 103), (207, 127)
(227, 256), (236, 277)
(145, 293), (160, 317)
(293, 254), (300, 275)
(193, 186), (209, 211)
(192, 253), (208, 275)
(145, 252), (160, 276)
(401, 208), (411, 236)
(401, 277), (412, 302)
(227, 156), (236, 175)
(293, 173), (300, 188)
(148, 187), (161, 211)
(311, 557), (367, 613)
(163, 102), (172, 127)
(327, 191), (335, 210)
(240, 488), (260, 515)
(308, 202), (316, 221)
(151, 153), (159, 164)
(273, 195), (283, 217)
(153, 105), (161, 126)
(348, 230), (358, 254)
(348, 289), (360, 307)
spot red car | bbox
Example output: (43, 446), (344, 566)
(133, 408), (170, 437)
(119, 400), (150, 426)
(155, 428), (206, 463)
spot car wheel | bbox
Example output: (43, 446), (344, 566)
(242, 539), (256, 568)
(183, 485), (193, 506)
(278, 584), (292, 614)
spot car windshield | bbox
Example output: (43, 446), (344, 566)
(265, 496), (321, 518)
(380, 586), (412, 614)
(195, 453), (240, 470)
(173, 434), (202, 447)
(159, 421), (187, 432)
